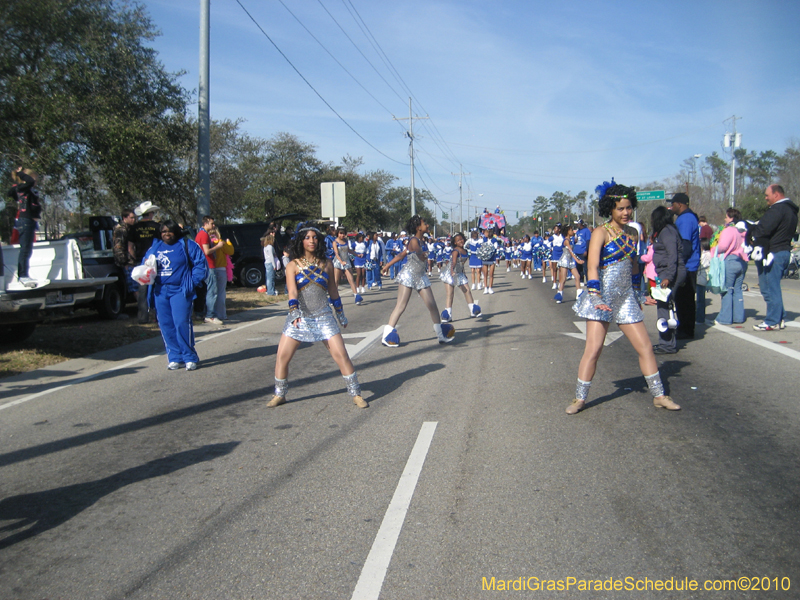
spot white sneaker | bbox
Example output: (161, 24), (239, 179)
(204, 317), (223, 325)
(527, 274), (532, 279)
(488, 288), (494, 294)
(576, 288), (584, 298)
(471, 283), (476, 290)
(483, 287), (489, 294)
(506, 267), (510, 272)
(542, 277), (547, 283)
(478, 283), (483, 290)
(185, 362), (198, 371)
(167, 362), (182, 370)
(551, 283), (557, 290)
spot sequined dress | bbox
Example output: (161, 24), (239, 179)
(396, 243), (431, 290)
(283, 261), (341, 342)
(573, 224), (643, 324)
(333, 242), (351, 270)
(440, 249), (469, 286)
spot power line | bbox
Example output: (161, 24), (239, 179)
(338, 0), (464, 169)
(234, 0), (405, 165)
(315, 0), (407, 106)
(274, 0), (406, 134)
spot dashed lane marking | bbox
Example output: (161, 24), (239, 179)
(351, 421), (438, 600)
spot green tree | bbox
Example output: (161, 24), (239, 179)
(550, 191), (572, 222)
(0, 0), (192, 227)
(380, 187), (436, 233)
(777, 141), (800, 203)
(531, 195), (551, 221)
(245, 132), (327, 222)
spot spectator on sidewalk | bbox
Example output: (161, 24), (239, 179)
(113, 208), (139, 300)
(714, 208), (749, 326)
(668, 193), (700, 340)
(749, 184), (799, 330)
(132, 201), (161, 323)
(208, 222), (234, 320)
(195, 215), (224, 325)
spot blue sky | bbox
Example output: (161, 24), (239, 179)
(144, 0), (800, 223)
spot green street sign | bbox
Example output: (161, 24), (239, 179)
(638, 190), (666, 202)
(442, 212), (448, 219)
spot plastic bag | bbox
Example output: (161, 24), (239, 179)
(651, 286), (672, 302)
(132, 255), (157, 285)
(708, 248), (725, 294)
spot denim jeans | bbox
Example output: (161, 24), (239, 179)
(716, 256), (747, 324)
(265, 262), (276, 296)
(756, 250), (791, 326)
(16, 218), (36, 278)
(204, 266), (218, 318)
(214, 267), (228, 319)
(695, 284), (706, 323)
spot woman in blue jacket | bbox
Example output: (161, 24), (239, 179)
(144, 221), (208, 371)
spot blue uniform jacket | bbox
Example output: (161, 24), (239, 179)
(144, 237), (208, 306)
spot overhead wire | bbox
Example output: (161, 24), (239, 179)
(234, 0), (406, 165)
(338, 0), (465, 172)
(274, 0), (407, 134)
(315, 0), (408, 106)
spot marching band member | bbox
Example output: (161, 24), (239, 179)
(268, 223), (368, 409)
(567, 180), (680, 415)
(380, 215), (456, 346)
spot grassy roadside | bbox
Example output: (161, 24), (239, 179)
(0, 287), (285, 379)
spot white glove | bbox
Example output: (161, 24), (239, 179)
(743, 244), (753, 255)
(764, 252), (774, 267)
(750, 246), (763, 261)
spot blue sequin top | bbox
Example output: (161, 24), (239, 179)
(296, 262), (329, 291)
(600, 223), (637, 268)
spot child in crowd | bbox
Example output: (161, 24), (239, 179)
(696, 239), (711, 323)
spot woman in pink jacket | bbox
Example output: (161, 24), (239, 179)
(715, 208), (749, 325)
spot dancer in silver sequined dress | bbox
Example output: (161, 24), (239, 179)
(332, 227), (362, 305)
(440, 232), (481, 321)
(554, 223), (585, 304)
(380, 215), (455, 346)
(566, 180), (680, 415)
(268, 225), (368, 409)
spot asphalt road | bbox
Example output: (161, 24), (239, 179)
(1, 265), (799, 600)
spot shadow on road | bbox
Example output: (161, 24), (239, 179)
(0, 442), (239, 549)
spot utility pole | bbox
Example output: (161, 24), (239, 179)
(197, 0), (211, 227)
(451, 164), (470, 231)
(723, 115), (742, 207)
(393, 98), (428, 217)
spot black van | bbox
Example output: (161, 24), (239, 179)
(218, 213), (307, 287)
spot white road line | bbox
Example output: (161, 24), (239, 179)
(343, 326), (386, 360)
(351, 421), (438, 600)
(0, 315), (277, 411)
(708, 321), (800, 362)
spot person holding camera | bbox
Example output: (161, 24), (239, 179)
(8, 166), (42, 288)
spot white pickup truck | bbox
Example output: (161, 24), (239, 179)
(1, 236), (120, 342)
